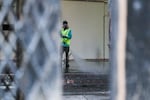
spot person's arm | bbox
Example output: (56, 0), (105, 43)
(67, 30), (72, 39)
(62, 30), (72, 39)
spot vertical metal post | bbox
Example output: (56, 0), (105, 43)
(109, 0), (127, 100)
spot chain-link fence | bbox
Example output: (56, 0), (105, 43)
(0, 0), (61, 100)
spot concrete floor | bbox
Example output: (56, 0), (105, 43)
(63, 60), (110, 74)
(63, 61), (110, 100)
(63, 95), (110, 100)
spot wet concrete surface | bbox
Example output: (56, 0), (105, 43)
(65, 61), (110, 74)
(63, 95), (110, 100)
(64, 73), (109, 94)
(63, 61), (110, 100)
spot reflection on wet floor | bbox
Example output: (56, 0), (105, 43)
(65, 61), (110, 74)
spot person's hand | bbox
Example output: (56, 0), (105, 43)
(63, 42), (66, 44)
(62, 36), (68, 38)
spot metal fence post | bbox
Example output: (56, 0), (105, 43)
(109, 0), (127, 100)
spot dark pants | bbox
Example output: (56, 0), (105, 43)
(61, 46), (70, 69)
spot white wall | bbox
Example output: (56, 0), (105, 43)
(61, 1), (109, 59)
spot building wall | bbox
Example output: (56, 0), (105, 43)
(61, 1), (109, 59)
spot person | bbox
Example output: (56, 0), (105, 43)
(60, 20), (72, 73)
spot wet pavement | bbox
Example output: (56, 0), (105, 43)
(63, 61), (110, 100)
(63, 95), (110, 100)
(64, 73), (109, 94)
(65, 61), (110, 74)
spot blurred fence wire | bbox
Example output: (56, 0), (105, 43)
(0, 0), (61, 100)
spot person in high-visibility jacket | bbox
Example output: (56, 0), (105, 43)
(60, 20), (72, 73)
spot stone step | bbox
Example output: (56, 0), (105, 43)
(64, 73), (109, 94)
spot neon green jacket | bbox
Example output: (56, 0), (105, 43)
(60, 28), (72, 47)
